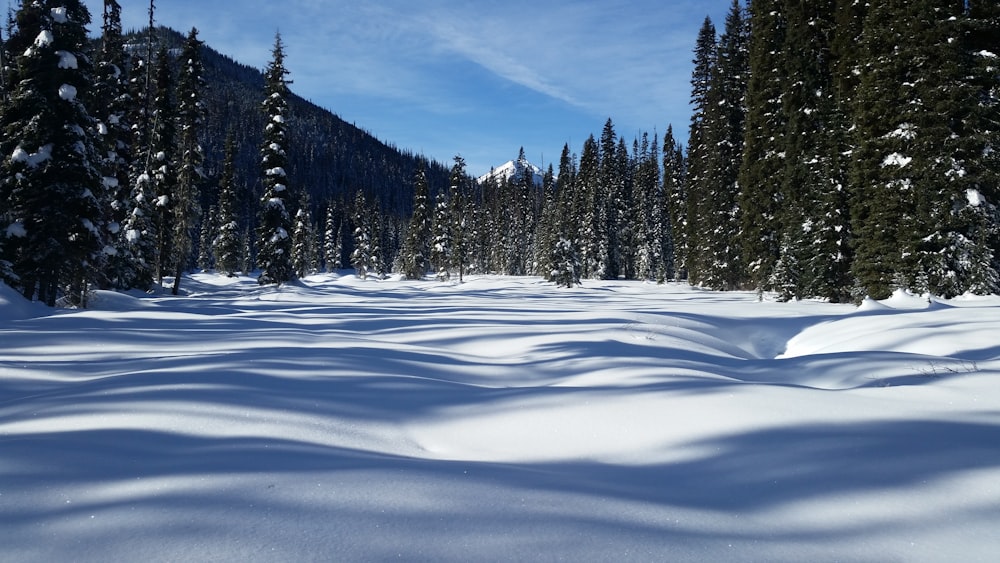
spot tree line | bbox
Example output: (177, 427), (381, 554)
(2, 0), (998, 306)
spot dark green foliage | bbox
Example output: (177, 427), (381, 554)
(170, 27), (206, 294)
(256, 33), (293, 285)
(400, 161), (432, 279)
(213, 133), (242, 275)
(0, 0), (106, 306)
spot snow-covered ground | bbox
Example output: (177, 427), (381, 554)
(2, 273), (999, 561)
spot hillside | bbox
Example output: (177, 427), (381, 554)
(140, 28), (452, 215)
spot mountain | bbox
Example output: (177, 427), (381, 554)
(477, 157), (545, 187)
(132, 28), (452, 215)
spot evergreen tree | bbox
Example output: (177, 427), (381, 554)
(350, 191), (375, 280)
(576, 135), (601, 279)
(322, 199), (343, 272)
(169, 27), (206, 295)
(213, 133), (242, 276)
(449, 155), (469, 282)
(197, 204), (215, 270)
(850, 0), (990, 298)
(0, 1), (107, 306)
(692, 0), (748, 290)
(291, 191), (316, 278)
(737, 0), (786, 292)
(149, 44), (176, 285)
(550, 143), (582, 287)
(662, 126), (685, 280)
(256, 33), (293, 285)
(430, 190), (451, 281)
(400, 161), (432, 279)
(92, 0), (134, 289)
(684, 17), (718, 285)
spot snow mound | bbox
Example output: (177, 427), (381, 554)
(0, 281), (40, 320)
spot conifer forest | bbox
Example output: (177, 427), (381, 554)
(2, 0), (999, 306)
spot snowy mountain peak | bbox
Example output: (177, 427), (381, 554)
(478, 157), (544, 187)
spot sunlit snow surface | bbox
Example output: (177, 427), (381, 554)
(2, 274), (999, 561)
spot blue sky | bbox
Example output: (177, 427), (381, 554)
(84, 0), (732, 176)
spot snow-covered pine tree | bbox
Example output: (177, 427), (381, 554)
(322, 199), (342, 272)
(692, 0), (748, 291)
(0, 1), (107, 306)
(197, 204), (215, 271)
(350, 191), (373, 280)
(213, 133), (242, 276)
(661, 126), (684, 281)
(737, 0), (785, 294)
(684, 17), (717, 286)
(149, 44), (176, 285)
(430, 190), (451, 281)
(449, 155), (468, 282)
(256, 32), (293, 285)
(291, 191), (316, 278)
(850, 1), (988, 299)
(634, 132), (662, 281)
(400, 160), (432, 279)
(575, 135), (601, 279)
(120, 15), (157, 290)
(92, 0), (135, 290)
(534, 163), (558, 280)
(170, 28), (206, 295)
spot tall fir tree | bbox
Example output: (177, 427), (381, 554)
(149, 44), (176, 285)
(449, 155), (469, 282)
(291, 191), (316, 278)
(662, 125), (685, 280)
(169, 27), (206, 295)
(692, 0), (748, 290)
(213, 133), (242, 276)
(737, 0), (786, 293)
(400, 160), (431, 279)
(322, 199), (343, 272)
(92, 0), (135, 289)
(684, 17), (718, 286)
(430, 190), (452, 281)
(256, 33), (293, 285)
(0, 0), (107, 306)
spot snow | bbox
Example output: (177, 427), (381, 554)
(5, 221), (27, 238)
(967, 189), (985, 207)
(882, 152), (912, 167)
(34, 30), (54, 48)
(56, 50), (78, 69)
(51, 7), (69, 23)
(1, 274), (998, 561)
(58, 84), (78, 102)
(11, 144), (53, 168)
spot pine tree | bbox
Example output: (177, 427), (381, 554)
(684, 17), (718, 285)
(550, 143), (582, 287)
(292, 191), (316, 278)
(449, 155), (469, 282)
(0, 1), (107, 306)
(197, 204), (215, 270)
(169, 28), (206, 295)
(350, 191), (375, 280)
(213, 133), (242, 276)
(92, 0), (134, 290)
(430, 190), (451, 281)
(737, 0), (786, 292)
(400, 160), (432, 279)
(850, 0), (987, 298)
(692, 0), (748, 290)
(256, 33), (293, 285)
(576, 135), (601, 279)
(149, 45), (176, 285)
(662, 126), (685, 281)
(322, 199), (342, 272)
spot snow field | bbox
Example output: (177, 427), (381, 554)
(1, 274), (999, 561)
